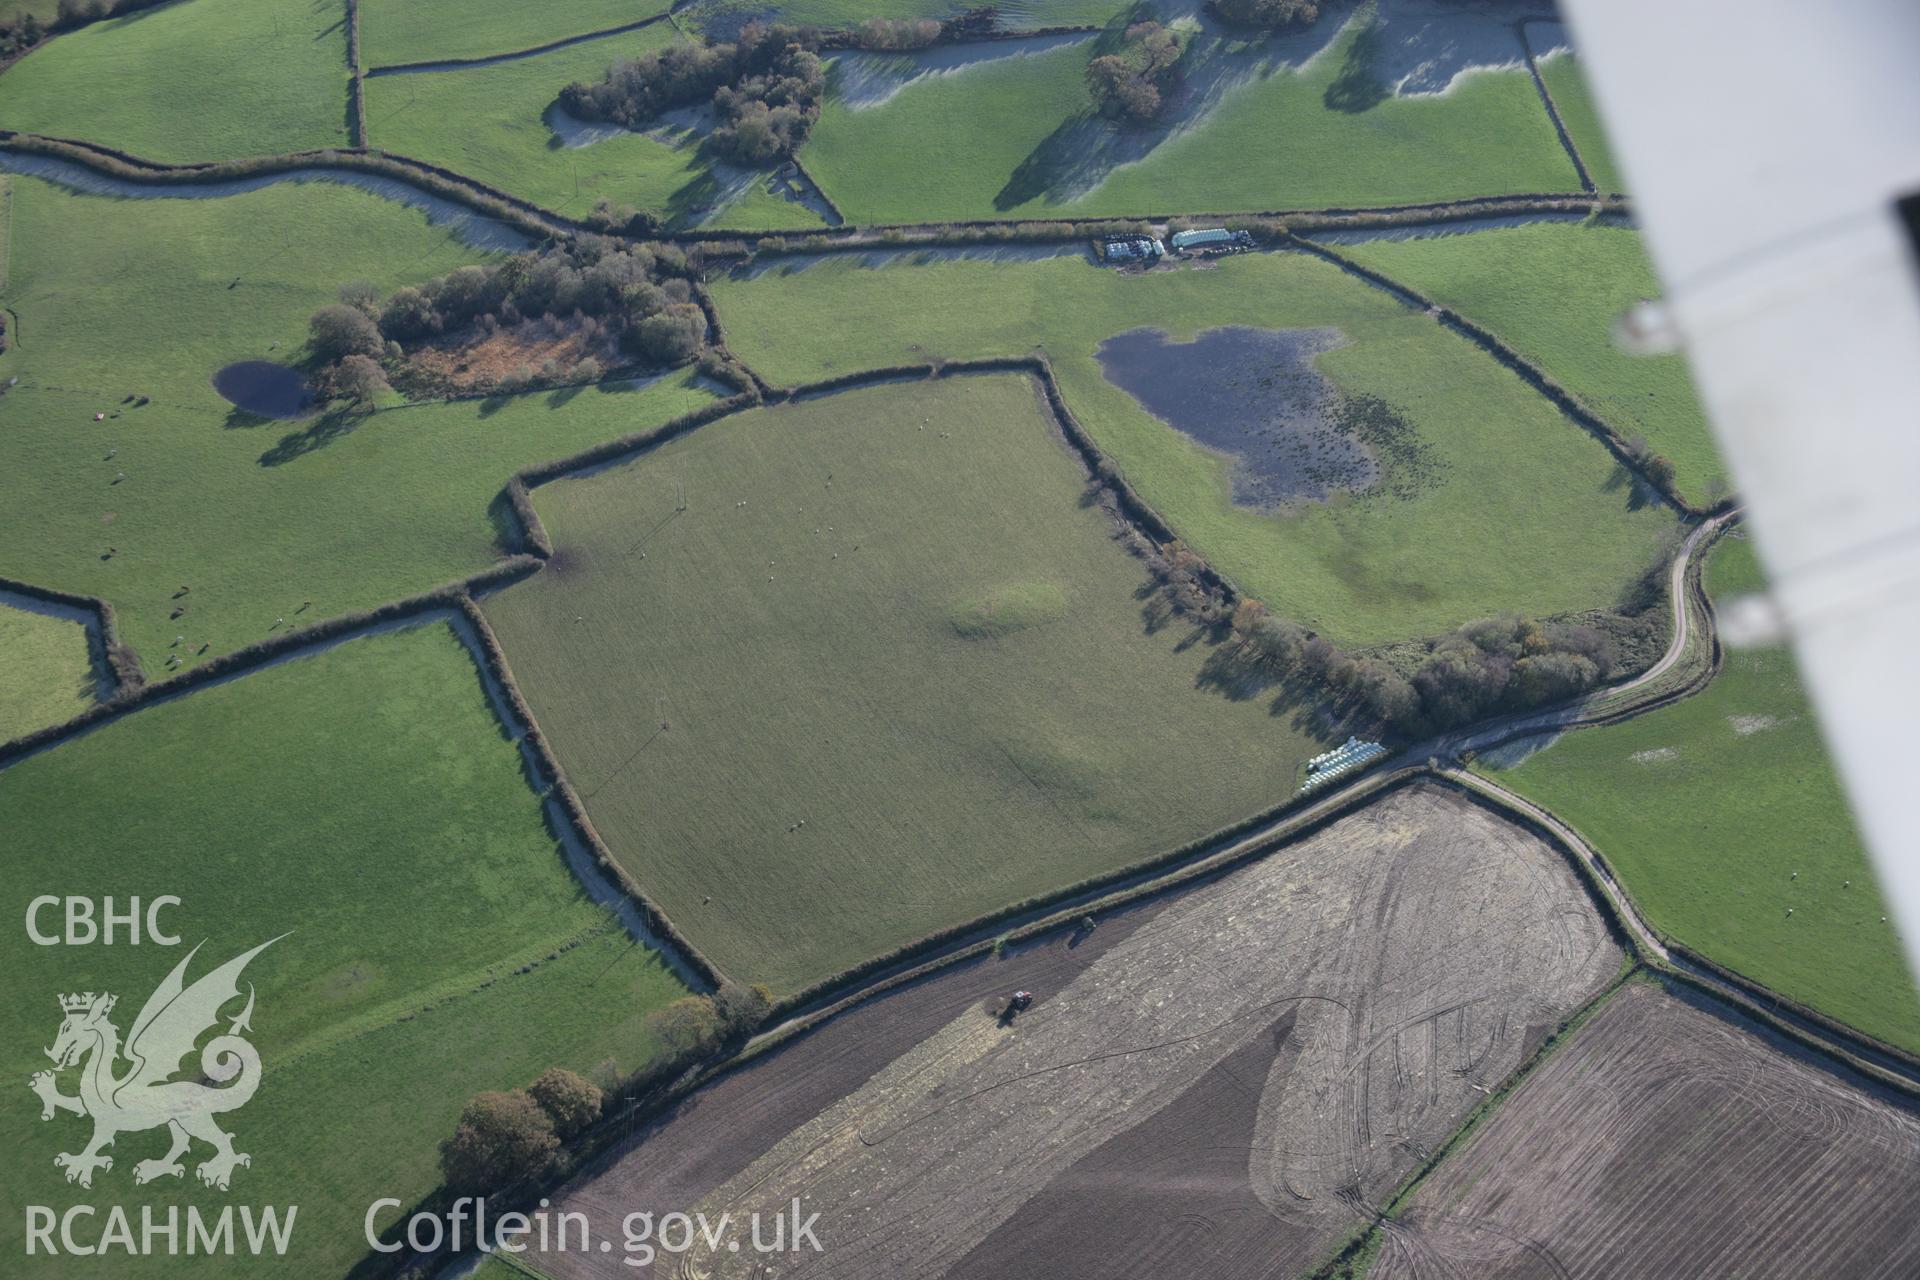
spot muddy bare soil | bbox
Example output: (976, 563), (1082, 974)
(1375, 982), (1920, 1280)
(1097, 326), (1404, 509)
(533, 784), (1620, 1279)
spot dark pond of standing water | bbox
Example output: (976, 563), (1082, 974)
(212, 361), (316, 419)
(1096, 326), (1377, 508)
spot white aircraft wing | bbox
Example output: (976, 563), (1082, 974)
(1560, 0), (1920, 983)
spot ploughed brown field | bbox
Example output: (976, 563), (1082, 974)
(530, 783), (1621, 1278)
(1375, 981), (1920, 1280)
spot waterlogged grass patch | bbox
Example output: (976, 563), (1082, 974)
(948, 581), (1069, 638)
(1094, 325), (1443, 511)
(710, 251), (1676, 647)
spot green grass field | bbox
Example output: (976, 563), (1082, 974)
(0, 621), (688, 1275)
(0, 0), (350, 162)
(0, 597), (95, 737)
(1338, 221), (1720, 506)
(364, 25), (692, 221)
(481, 374), (1329, 991)
(709, 251), (1677, 648)
(1537, 49), (1625, 194)
(684, 0), (1133, 29)
(361, 0), (673, 67)
(364, 26), (826, 228)
(800, 12), (1578, 223)
(0, 0), (59, 23)
(1478, 534), (1920, 1054)
(699, 173), (833, 230)
(0, 172), (716, 669)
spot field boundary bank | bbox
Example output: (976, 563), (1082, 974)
(361, 14), (1105, 79)
(1515, 18), (1593, 194)
(0, 132), (588, 240)
(365, 12), (675, 77)
(1290, 232), (1710, 515)
(785, 152), (844, 226)
(0, 558), (539, 770)
(677, 193), (1625, 247)
(0, 561), (730, 997)
(0, 571), (131, 699)
(743, 768), (1431, 1051)
(689, 279), (778, 399)
(716, 500), (1720, 1032)
(484, 359), (1687, 1023)
(1316, 962), (1920, 1279)
(454, 595), (727, 990)
(0, 363), (1717, 1012)
(347, 0), (369, 148)
(432, 769), (1625, 1280)
(1451, 768), (1920, 1092)
(1311, 964), (1645, 1280)
(755, 357), (1237, 604)
(0, 130), (1622, 247)
(485, 767), (1440, 1268)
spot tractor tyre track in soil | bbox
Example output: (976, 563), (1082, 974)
(1372, 981), (1920, 1280)
(532, 785), (1620, 1280)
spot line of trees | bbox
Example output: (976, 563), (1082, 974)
(854, 16), (942, 50)
(559, 24), (826, 166)
(1208, 0), (1321, 30)
(1120, 517), (1665, 738)
(306, 238), (710, 404)
(438, 983), (772, 1197)
(1230, 600), (1629, 736)
(2, 0), (171, 59)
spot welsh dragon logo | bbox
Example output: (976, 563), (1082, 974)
(28, 937), (282, 1191)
